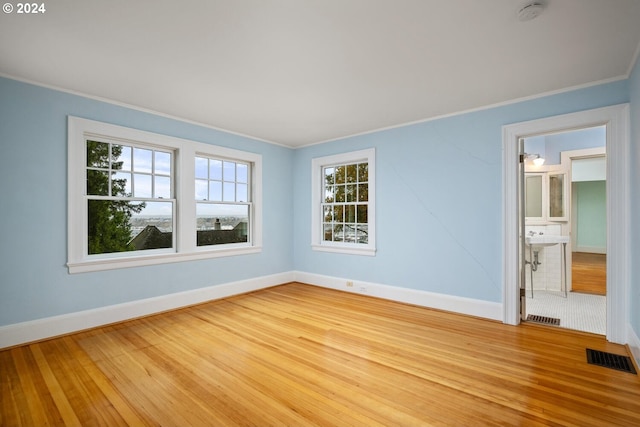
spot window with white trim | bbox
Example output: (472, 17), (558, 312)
(68, 117), (262, 273)
(195, 156), (251, 246)
(311, 149), (375, 256)
(86, 140), (175, 255)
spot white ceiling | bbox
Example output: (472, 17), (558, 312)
(2, 0), (640, 147)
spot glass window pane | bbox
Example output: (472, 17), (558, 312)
(236, 163), (248, 183)
(209, 181), (222, 201)
(332, 224), (344, 242)
(549, 174), (564, 217)
(323, 223), (333, 241)
(133, 148), (152, 173)
(130, 201), (173, 250)
(134, 174), (152, 198)
(195, 179), (208, 200)
(112, 145), (131, 171)
(346, 205), (356, 223)
(155, 151), (171, 175)
(358, 163), (368, 182)
(356, 225), (368, 244)
(323, 205), (333, 222)
(209, 159), (223, 180)
(87, 170), (110, 196)
(344, 224), (356, 243)
(324, 167), (335, 185)
(223, 182), (235, 202)
(346, 184), (357, 202)
(334, 205), (344, 222)
(86, 140), (109, 168)
(335, 185), (345, 202)
(112, 172), (131, 197)
(196, 203), (249, 246)
(237, 183), (248, 202)
(88, 200), (173, 254)
(346, 164), (358, 183)
(195, 157), (208, 179)
(357, 205), (368, 224)
(88, 199), (138, 254)
(324, 186), (334, 203)
(335, 165), (346, 184)
(155, 176), (171, 199)
(87, 169), (109, 196)
(223, 161), (236, 182)
(358, 184), (368, 202)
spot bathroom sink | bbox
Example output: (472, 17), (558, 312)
(525, 235), (570, 248)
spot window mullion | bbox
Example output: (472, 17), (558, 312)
(178, 145), (196, 253)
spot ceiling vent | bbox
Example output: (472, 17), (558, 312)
(518, 2), (546, 22)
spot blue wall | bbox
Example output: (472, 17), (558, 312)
(543, 126), (606, 165)
(0, 74), (633, 329)
(293, 81), (629, 303)
(630, 53), (640, 342)
(0, 77), (294, 326)
(523, 126), (605, 166)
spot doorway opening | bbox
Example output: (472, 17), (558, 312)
(522, 126), (606, 335)
(502, 104), (629, 344)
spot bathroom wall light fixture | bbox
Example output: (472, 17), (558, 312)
(525, 153), (545, 166)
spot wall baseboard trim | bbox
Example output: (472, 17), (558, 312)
(0, 270), (508, 349)
(628, 324), (640, 370)
(293, 271), (503, 321)
(574, 246), (607, 254)
(0, 272), (294, 349)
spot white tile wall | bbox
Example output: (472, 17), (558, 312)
(524, 224), (567, 292)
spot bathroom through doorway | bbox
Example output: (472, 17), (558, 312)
(522, 127), (606, 334)
(502, 104), (629, 345)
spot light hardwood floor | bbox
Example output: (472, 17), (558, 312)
(2, 282), (639, 426)
(572, 252), (607, 295)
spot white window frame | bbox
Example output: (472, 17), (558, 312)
(194, 155), (252, 248)
(311, 148), (376, 256)
(68, 117), (262, 274)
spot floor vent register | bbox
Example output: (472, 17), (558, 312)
(586, 348), (637, 374)
(526, 314), (560, 326)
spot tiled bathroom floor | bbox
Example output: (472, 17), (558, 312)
(526, 290), (606, 335)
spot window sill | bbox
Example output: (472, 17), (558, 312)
(67, 246), (262, 274)
(311, 244), (376, 257)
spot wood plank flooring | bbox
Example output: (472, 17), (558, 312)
(572, 252), (607, 295)
(2, 282), (639, 426)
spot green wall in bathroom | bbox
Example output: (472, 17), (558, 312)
(575, 180), (606, 252)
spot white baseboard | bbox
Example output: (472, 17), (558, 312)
(0, 272), (294, 349)
(628, 324), (640, 370)
(293, 271), (503, 321)
(0, 270), (507, 349)
(574, 246), (606, 254)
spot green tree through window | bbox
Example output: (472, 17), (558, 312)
(86, 140), (145, 254)
(322, 162), (368, 244)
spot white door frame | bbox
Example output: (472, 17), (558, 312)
(502, 104), (630, 344)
